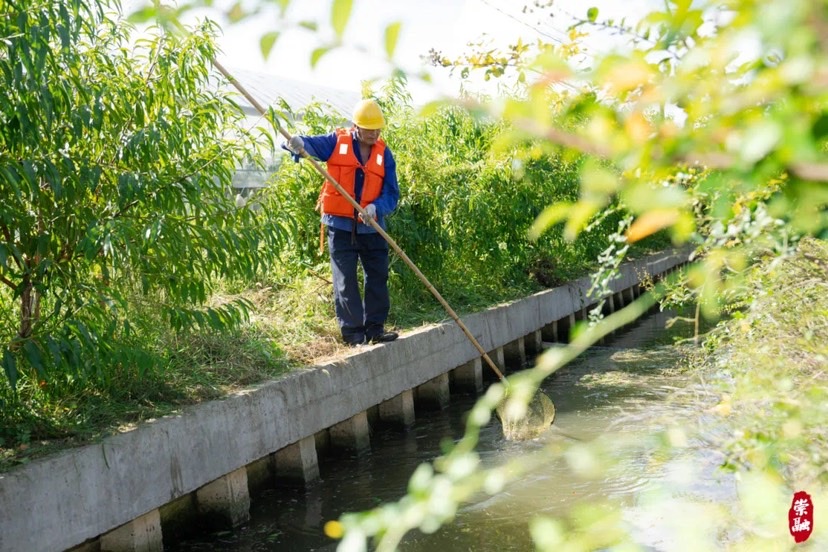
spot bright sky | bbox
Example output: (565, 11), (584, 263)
(126, 0), (661, 102)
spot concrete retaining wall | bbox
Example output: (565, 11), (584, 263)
(0, 249), (689, 552)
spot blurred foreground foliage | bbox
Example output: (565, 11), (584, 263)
(4, 0), (828, 549)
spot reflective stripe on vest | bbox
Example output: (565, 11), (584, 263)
(321, 128), (386, 218)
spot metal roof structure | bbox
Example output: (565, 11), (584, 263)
(224, 67), (361, 121)
(218, 67), (362, 194)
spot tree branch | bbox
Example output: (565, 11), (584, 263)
(541, 125), (614, 158)
(0, 221), (12, 244)
(683, 153), (828, 181)
(0, 274), (15, 289)
(0, 221), (24, 270)
(787, 161), (828, 182)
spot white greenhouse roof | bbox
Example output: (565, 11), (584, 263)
(221, 67), (361, 123)
(215, 67), (362, 191)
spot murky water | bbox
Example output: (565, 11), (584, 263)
(170, 311), (736, 551)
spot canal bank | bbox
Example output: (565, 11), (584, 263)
(0, 249), (689, 552)
(170, 308), (717, 551)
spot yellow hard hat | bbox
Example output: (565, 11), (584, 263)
(352, 99), (385, 130)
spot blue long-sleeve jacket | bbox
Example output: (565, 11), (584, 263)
(282, 130), (400, 234)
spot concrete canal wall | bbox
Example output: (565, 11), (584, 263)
(0, 249), (689, 552)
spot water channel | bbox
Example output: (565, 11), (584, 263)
(170, 310), (735, 551)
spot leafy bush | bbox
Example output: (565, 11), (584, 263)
(0, 3), (288, 406)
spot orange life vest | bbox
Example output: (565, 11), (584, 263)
(321, 128), (386, 218)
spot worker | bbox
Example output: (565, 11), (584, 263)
(284, 99), (400, 347)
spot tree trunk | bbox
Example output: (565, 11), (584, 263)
(19, 278), (40, 340)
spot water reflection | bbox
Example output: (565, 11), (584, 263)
(169, 311), (735, 551)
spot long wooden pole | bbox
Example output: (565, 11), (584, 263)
(212, 59), (505, 381)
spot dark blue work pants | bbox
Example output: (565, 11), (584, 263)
(327, 227), (390, 344)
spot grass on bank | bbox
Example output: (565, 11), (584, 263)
(0, 326), (295, 470)
(698, 237), (828, 489)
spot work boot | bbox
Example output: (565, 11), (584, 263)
(343, 335), (366, 347)
(367, 331), (398, 344)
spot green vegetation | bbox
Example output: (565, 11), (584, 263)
(3, 0), (828, 549)
(0, 1), (662, 468)
(703, 237), (828, 490)
(0, 0), (293, 463)
(264, 78), (644, 327)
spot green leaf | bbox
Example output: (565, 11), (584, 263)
(581, 160), (619, 197)
(126, 7), (157, 24)
(564, 200), (601, 241)
(2, 349), (18, 388)
(298, 21), (318, 31)
(528, 202), (573, 240)
(621, 182), (688, 213)
(587, 7), (599, 22)
(417, 100), (448, 119)
(738, 122), (781, 163)
(0, 165), (23, 200)
(46, 336), (63, 366)
(529, 517), (565, 549)
(260, 31), (280, 60)
(811, 113), (828, 140)
(311, 46), (330, 68)
(207, 308), (223, 330)
(227, 2), (247, 23)
(384, 21), (402, 59)
(408, 463), (434, 495)
(23, 341), (46, 377)
(670, 0), (693, 13)
(331, 0), (353, 40)
(275, 0), (291, 16)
